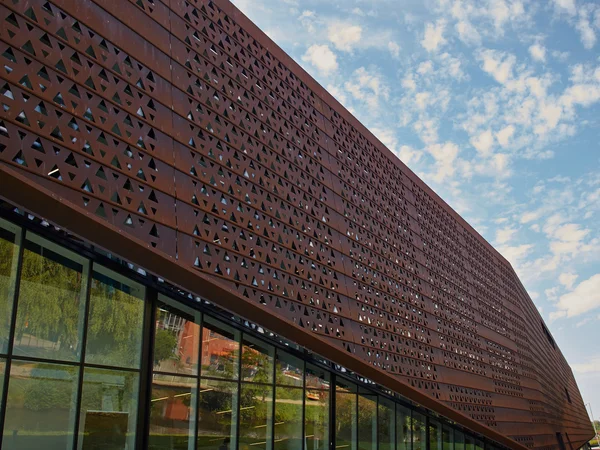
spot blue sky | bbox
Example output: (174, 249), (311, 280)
(232, 0), (600, 423)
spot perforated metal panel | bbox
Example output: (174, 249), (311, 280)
(0, 0), (594, 448)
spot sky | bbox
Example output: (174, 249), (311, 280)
(232, 0), (600, 424)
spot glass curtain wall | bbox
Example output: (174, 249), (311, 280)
(0, 219), (145, 450)
(0, 217), (504, 450)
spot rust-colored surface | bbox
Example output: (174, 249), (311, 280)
(0, 0), (593, 448)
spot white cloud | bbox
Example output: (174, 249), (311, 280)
(576, 317), (592, 328)
(478, 50), (515, 84)
(426, 141), (460, 182)
(497, 243), (534, 267)
(388, 41), (401, 58)
(470, 129), (495, 156)
(344, 67), (390, 110)
(552, 0), (577, 16)
(422, 20), (447, 52)
(559, 272), (578, 289)
(456, 20), (481, 45)
(555, 274), (600, 318)
(529, 43), (547, 62)
(496, 226), (517, 244)
(577, 6), (597, 49)
(496, 125), (515, 146)
(302, 45), (338, 75)
(572, 356), (600, 374)
(397, 145), (422, 165)
(328, 21), (363, 52)
(326, 84), (348, 107)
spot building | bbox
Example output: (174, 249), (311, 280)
(0, 0), (594, 449)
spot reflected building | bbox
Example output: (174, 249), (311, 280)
(0, 0), (595, 450)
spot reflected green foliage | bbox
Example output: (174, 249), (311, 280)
(198, 380), (237, 450)
(2, 361), (78, 450)
(0, 227), (19, 352)
(154, 328), (179, 366)
(14, 240), (85, 361)
(85, 269), (144, 369)
(241, 338), (273, 383)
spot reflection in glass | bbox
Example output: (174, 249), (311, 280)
(275, 386), (303, 450)
(0, 358), (4, 406)
(275, 350), (303, 387)
(0, 218), (20, 353)
(442, 425), (454, 450)
(305, 364), (329, 391)
(2, 361), (78, 450)
(429, 420), (442, 450)
(465, 434), (476, 450)
(335, 381), (356, 450)
(13, 233), (88, 361)
(78, 367), (139, 450)
(197, 379), (238, 450)
(455, 430), (465, 450)
(201, 318), (240, 380)
(305, 382), (329, 450)
(396, 404), (411, 450)
(412, 412), (427, 450)
(85, 265), (145, 369)
(149, 374), (196, 450)
(378, 398), (395, 450)
(242, 335), (273, 383)
(155, 296), (201, 376)
(357, 394), (376, 450)
(239, 382), (272, 450)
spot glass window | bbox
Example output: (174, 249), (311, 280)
(274, 386), (303, 450)
(475, 439), (485, 450)
(304, 370), (329, 450)
(335, 380), (357, 450)
(0, 358), (5, 406)
(239, 382), (272, 450)
(357, 394), (376, 450)
(396, 404), (411, 450)
(13, 233), (88, 361)
(442, 425), (454, 450)
(149, 374), (197, 450)
(275, 350), (303, 387)
(378, 397), (395, 450)
(305, 364), (329, 391)
(429, 420), (443, 450)
(197, 379), (238, 450)
(2, 360), (78, 450)
(412, 411), (427, 450)
(201, 317), (240, 380)
(155, 295), (201, 376)
(465, 434), (476, 450)
(85, 265), (145, 369)
(455, 430), (465, 450)
(78, 367), (139, 450)
(0, 218), (20, 354)
(242, 334), (273, 383)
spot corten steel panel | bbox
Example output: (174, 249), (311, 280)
(0, 0), (594, 448)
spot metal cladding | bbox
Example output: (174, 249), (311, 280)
(0, 0), (594, 448)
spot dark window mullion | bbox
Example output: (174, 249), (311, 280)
(196, 313), (204, 450)
(301, 357), (306, 450)
(72, 258), (93, 450)
(136, 286), (157, 450)
(0, 224), (25, 450)
(235, 331), (243, 450)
